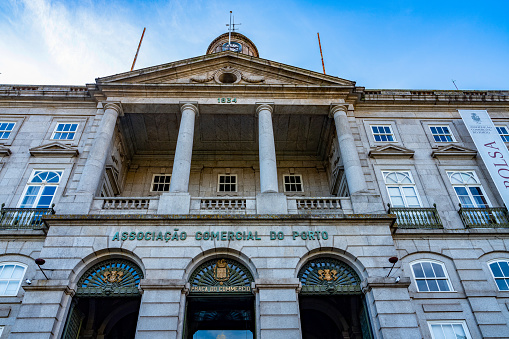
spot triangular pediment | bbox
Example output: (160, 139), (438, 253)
(30, 142), (79, 157)
(431, 144), (477, 159)
(95, 51), (355, 87)
(369, 144), (415, 159)
(0, 145), (11, 156)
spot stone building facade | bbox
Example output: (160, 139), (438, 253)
(0, 32), (508, 339)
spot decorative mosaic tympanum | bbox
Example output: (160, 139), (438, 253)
(76, 259), (143, 297)
(189, 258), (253, 294)
(298, 258), (361, 294)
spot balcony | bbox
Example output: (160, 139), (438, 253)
(90, 196), (349, 215)
(388, 203), (443, 229)
(0, 204), (54, 231)
(458, 205), (509, 228)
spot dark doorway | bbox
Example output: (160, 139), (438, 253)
(300, 295), (372, 339)
(185, 295), (255, 339)
(64, 296), (141, 339)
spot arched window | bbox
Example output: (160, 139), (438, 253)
(0, 262), (27, 296)
(411, 260), (452, 292)
(447, 171), (489, 208)
(382, 171), (421, 208)
(488, 260), (509, 291)
(19, 170), (63, 208)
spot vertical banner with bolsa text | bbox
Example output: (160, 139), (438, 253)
(459, 110), (509, 208)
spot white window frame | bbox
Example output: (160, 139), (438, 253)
(447, 171), (491, 208)
(283, 174), (304, 193)
(370, 125), (396, 142)
(382, 171), (421, 207)
(496, 125), (509, 143)
(50, 123), (79, 141)
(18, 170), (63, 208)
(217, 174), (237, 193)
(410, 260), (453, 292)
(150, 174), (171, 192)
(488, 259), (509, 291)
(0, 262), (27, 296)
(429, 125), (456, 143)
(427, 321), (472, 339)
(0, 122), (15, 140)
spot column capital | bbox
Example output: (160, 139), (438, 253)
(255, 103), (274, 116)
(329, 104), (349, 118)
(180, 102), (199, 116)
(103, 102), (123, 116)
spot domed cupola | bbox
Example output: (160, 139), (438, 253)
(206, 32), (259, 57)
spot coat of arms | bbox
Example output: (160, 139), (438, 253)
(213, 259), (230, 284)
(103, 270), (124, 283)
(471, 113), (481, 124)
(318, 269), (338, 282)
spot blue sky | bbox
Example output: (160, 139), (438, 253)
(1, 0), (508, 90)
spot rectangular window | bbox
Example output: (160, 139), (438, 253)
(429, 125), (455, 142)
(0, 122), (15, 139)
(447, 171), (489, 208)
(371, 125), (395, 142)
(382, 171), (421, 207)
(412, 261), (452, 292)
(19, 170), (63, 208)
(51, 123), (78, 140)
(496, 126), (509, 142)
(151, 175), (171, 192)
(428, 321), (471, 339)
(488, 261), (509, 291)
(284, 175), (303, 192)
(218, 174), (237, 192)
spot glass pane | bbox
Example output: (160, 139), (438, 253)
(437, 279), (450, 291)
(490, 262), (504, 277)
(416, 279), (428, 291)
(422, 262), (435, 278)
(442, 324), (456, 338)
(427, 279), (439, 291)
(452, 324), (466, 338)
(495, 278), (509, 291)
(431, 324), (446, 339)
(5, 281), (19, 295)
(430, 127), (438, 134)
(413, 263), (425, 278)
(11, 266), (24, 279)
(499, 262), (509, 277)
(432, 263), (445, 278)
(0, 281), (7, 295)
(0, 265), (14, 279)
(193, 330), (253, 339)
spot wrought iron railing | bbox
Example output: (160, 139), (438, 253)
(458, 204), (509, 228)
(0, 203), (55, 230)
(388, 203), (443, 229)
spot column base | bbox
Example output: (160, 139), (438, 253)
(256, 193), (288, 214)
(157, 193), (191, 214)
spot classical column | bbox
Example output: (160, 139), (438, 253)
(169, 103), (198, 193)
(330, 105), (367, 194)
(76, 102), (122, 195)
(257, 104), (279, 193)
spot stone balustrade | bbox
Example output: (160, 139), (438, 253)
(91, 197), (159, 214)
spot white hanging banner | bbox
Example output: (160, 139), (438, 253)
(459, 110), (509, 208)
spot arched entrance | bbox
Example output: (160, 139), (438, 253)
(298, 258), (373, 339)
(185, 258), (255, 339)
(61, 259), (143, 339)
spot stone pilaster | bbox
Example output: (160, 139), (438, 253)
(10, 280), (74, 339)
(330, 104), (367, 195)
(135, 279), (186, 339)
(254, 278), (302, 339)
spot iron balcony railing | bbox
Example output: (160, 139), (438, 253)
(388, 203), (443, 229)
(458, 204), (509, 228)
(0, 203), (55, 230)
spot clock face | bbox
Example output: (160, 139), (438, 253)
(222, 42), (242, 52)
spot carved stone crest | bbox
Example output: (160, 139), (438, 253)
(213, 259), (230, 284)
(318, 269), (338, 282)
